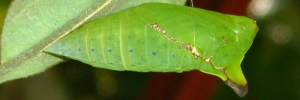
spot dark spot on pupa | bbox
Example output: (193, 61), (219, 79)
(172, 54), (175, 57)
(91, 48), (95, 51)
(221, 36), (229, 44)
(128, 35), (131, 38)
(110, 63), (113, 65)
(91, 38), (94, 41)
(78, 48), (81, 51)
(152, 51), (157, 56)
(131, 64), (136, 66)
(152, 66), (159, 68)
(129, 49), (133, 53)
(108, 49), (112, 52)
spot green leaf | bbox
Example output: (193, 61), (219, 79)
(0, 0), (187, 84)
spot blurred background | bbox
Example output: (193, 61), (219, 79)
(0, 0), (300, 100)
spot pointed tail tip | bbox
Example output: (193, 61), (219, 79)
(224, 79), (248, 97)
(236, 84), (248, 97)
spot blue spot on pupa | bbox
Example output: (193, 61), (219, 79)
(152, 51), (157, 56)
(129, 49), (133, 53)
(91, 48), (95, 51)
(108, 49), (112, 52)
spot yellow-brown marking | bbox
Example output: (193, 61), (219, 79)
(150, 23), (231, 87)
(150, 23), (202, 59)
(221, 36), (229, 44)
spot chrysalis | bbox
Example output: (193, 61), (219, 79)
(44, 3), (258, 97)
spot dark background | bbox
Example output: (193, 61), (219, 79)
(0, 0), (300, 100)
